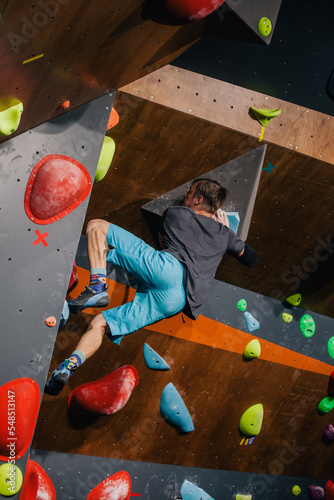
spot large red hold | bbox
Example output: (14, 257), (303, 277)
(154, 0), (226, 22)
(68, 365), (139, 415)
(0, 378), (40, 461)
(20, 458), (56, 500)
(87, 471), (131, 500)
(165, 0), (226, 21)
(24, 154), (92, 224)
(326, 481), (334, 500)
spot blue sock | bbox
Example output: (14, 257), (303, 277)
(89, 267), (106, 293)
(64, 350), (86, 372)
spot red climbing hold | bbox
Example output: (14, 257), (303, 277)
(163, 0), (226, 22)
(68, 365), (139, 415)
(20, 458), (56, 500)
(0, 378), (40, 461)
(24, 154), (92, 225)
(87, 470), (131, 500)
(326, 481), (334, 500)
(144, 0), (226, 24)
(328, 369), (334, 396)
(67, 261), (79, 294)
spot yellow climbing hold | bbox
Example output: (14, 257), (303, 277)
(282, 313), (293, 323)
(0, 100), (23, 136)
(286, 293), (302, 306)
(236, 495), (252, 500)
(250, 107), (281, 127)
(243, 339), (261, 360)
(239, 404), (264, 437)
(95, 136), (116, 182)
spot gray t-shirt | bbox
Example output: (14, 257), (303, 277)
(161, 206), (245, 319)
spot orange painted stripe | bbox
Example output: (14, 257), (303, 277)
(70, 267), (333, 377)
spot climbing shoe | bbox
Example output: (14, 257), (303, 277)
(44, 360), (73, 396)
(67, 285), (109, 314)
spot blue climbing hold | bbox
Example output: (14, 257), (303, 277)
(180, 479), (215, 500)
(244, 311), (260, 332)
(225, 212), (240, 234)
(160, 383), (194, 433)
(143, 343), (170, 370)
(59, 300), (69, 328)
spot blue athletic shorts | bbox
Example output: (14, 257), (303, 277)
(102, 223), (186, 345)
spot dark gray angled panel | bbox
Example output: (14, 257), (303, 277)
(142, 145), (266, 242)
(31, 448), (325, 500)
(220, 0), (283, 45)
(0, 93), (114, 497)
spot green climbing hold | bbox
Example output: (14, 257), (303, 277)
(300, 314), (315, 338)
(243, 339), (261, 360)
(328, 337), (334, 359)
(282, 313), (293, 323)
(237, 299), (247, 311)
(285, 293), (302, 306)
(95, 136), (116, 182)
(0, 463), (23, 496)
(0, 101), (23, 136)
(239, 403), (263, 437)
(258, 17), (272, 37)
(249, 107), (281, 127)
(292, 485), (301, 496)
(318, 396), (334, 414)
(236, 495), (252, 500)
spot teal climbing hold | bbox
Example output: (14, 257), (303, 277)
(237, 299), (247, 312)
(160, 383), (194, 433)
(0, 101), (23, 136)
(225, 212), (240, 234)
(180, 480), (215, 500)
(258, 17), (272, 37)
(239, 404), (264, 437)
(286, 293), (302, 306)
(243, 339), (261, 360)
(244, 312), (260, 332)
(328, 337), (334, 359)
(318, 396), (334, 414)
(59, 301), (69, 328)
(143, 343), (170, 370)
(282, 312), (293, 323)
(300, 314), (315, 338)
(95, 136), (115, 182)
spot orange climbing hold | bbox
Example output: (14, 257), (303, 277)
(107, 107), (119, 130)
(68, 365), (139, 415)
(20, 458), (56, 500)
(0, 378), (40, 461)
(61, 100), (70, 109)
(87, 471), (131, 500)
(24, 154), (92, 225)
(46, 316), (56, 327)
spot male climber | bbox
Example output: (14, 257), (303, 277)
(45, 178), (257, 395)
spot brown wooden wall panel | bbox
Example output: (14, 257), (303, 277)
(121, 65), (334, 165)
(33, 317), (334, 480)
(84, 92), (334, 318)
(0, 2), (204, 141)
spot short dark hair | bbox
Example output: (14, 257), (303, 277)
(192, 178), (228, 214)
